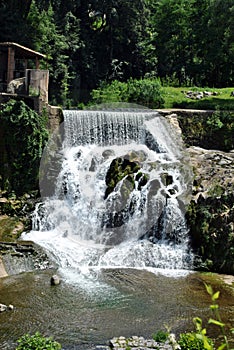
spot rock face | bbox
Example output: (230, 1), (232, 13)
(0, 241), (52, 275)
(186, 147), (234, 273)
(163, 111), (234, 274)
(188, 147), (234, 200)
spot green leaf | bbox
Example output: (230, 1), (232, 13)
(193, 317), (203, 331)
(201, 328), (207, 335)
(208, 318), (225, 327)
(205, 283), (213, 296)
(217, 343), (227, 350)
(203, 337), (213, 350)
(210, 304), (219, 310)
(212, 291), (220, 301)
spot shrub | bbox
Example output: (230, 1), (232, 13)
(91, 80), (128, 104)
(126, 78), (164, 108)
(90, 78), (164, 108)
(0, 99), (48, 194)
(178, 331), (213, 350)
(152, 330), (169, 343)
(16, 331), (61, 350)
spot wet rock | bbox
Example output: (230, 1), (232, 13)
(0, 241), (52, 275)
(104, 157), (141, 199)
(102, 149), (115, 159)
(165, 113), (182, 136)
(0, 303), (7, 312)
(161, 173), (173, 187)
(50, 274), (61, 286)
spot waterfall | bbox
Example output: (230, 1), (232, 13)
(23, 109), (194, 281)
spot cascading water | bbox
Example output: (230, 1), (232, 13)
(23, 109), (194, 283)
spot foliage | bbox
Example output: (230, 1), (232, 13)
(189, 284), (234, 350)
(187, 194), (234, 274)
(2, 0), (233, 104)
(16, 331), (61, 350)
(91, 80), (128, 104)
(91, 78), (164, 108)
(204, 283), (233, 350)
(0, 99), (48, 195)
(176, 109), (234, 152)
(162, 87), (234, 111)
(152, 330), (169, 343)
(177, 284), (233, 350)
(178, 330), (212, 350)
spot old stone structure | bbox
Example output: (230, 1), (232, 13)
(0, 42), (48, 111)
(0, 42), (61, 129)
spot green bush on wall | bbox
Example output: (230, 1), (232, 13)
(0, 99), (48, 195)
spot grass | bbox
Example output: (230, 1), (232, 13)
(161, 86), (234, 110)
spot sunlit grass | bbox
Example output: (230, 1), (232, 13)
(161, 86), (234, 110)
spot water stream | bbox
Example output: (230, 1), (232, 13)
(1, 110), (233, 349)
(24, 110), (194, 282)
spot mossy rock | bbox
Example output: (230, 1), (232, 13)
(187, 193), (234, 274)
(160, 173), (173, 186)
(104, 155), (150, 199)
(105, 157), (141, 199)
(0, 216), (24, 241)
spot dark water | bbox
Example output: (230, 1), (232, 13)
(0, 268), (233, 349)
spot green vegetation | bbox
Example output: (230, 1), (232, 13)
(16, 332), (61, 350)
(0, 217), (23, 241)
(91, 78), (164, 108)
(162, 87), (234, 110)
(0, 99), (48, 195)
(178, 330), (213, 350)
(152, 330), (169, 343)
(89, 82), (234, 111)
(187, 194), (234, 274)
(0, 0), (233, 105)
(177, 109), (234, 152)
(179, 283), (234, 350)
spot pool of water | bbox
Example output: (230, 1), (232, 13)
(0, 268), (233, 349)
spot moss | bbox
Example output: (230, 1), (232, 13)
(0, 216), (24, 241)
(177, 110), (234, 152)
(187, 194), (234, 274)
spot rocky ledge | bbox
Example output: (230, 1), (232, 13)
(188, 146), (234, 200)
(0, 241), (52, 276)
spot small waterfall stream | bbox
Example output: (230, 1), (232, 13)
(24, 109), (194, 283)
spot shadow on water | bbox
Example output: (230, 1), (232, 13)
(0, 268), (233, 349)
